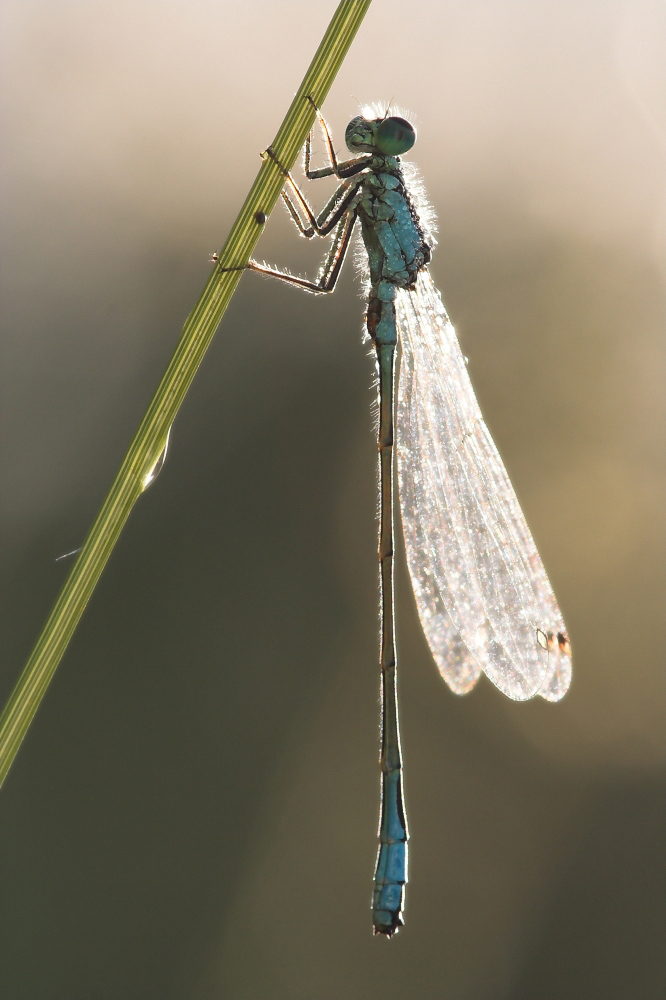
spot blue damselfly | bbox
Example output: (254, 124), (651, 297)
(220, 99), (571, 936)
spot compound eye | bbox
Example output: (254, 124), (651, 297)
(375, 117), (416, 156)
(345, 116), (373, 151)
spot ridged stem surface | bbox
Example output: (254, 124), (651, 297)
(0, 0), (372, 788)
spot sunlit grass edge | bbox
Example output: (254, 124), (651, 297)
(0, 0), (373, 788)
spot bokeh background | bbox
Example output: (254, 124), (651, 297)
(1, 2), (664, 998)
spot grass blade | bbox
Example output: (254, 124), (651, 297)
(0, 0), (373, 788)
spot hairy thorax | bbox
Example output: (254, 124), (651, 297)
(357, 156), (432, 295)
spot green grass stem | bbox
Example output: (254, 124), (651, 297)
(0, 0), (372, 788)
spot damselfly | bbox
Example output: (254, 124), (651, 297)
(220, 99), (571, 937)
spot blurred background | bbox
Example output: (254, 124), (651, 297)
(1, 2), (664, 997)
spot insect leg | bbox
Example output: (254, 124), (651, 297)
(245, 209), (357, 294)
(303, 96), (371, 180)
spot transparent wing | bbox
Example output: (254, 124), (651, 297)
(396, 272), (571, 702)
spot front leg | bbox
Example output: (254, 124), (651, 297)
(303, 96), (371, 180)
